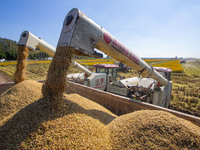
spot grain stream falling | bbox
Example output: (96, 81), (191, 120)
(14, 46), (29, 83)
(42, 46), (74, 109)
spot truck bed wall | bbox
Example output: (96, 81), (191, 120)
(0, 81), (199, 126)
(65, 81), (200, 126)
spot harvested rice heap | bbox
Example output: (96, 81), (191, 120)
(14, 46), (29, 83)
(0, 80), (42, 125)
(0, 80), (116, 149)
(0, 81), (200, 149)
(108, 110), (200, 149)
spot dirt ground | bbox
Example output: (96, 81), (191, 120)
(0, 72), (13, 84)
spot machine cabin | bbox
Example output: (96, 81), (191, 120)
(94, 64), (119, 81)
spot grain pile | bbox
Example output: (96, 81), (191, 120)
(14, 46), (29, 83)
(42, 46), (74, 109)
(0, 80), (116, 149)
(0, 81), (200, 149)
(108, 110), (200, 149)
(0, 80), (42, 125)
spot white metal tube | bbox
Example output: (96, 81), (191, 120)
(18, 31), (56, 56)
(37, 40), (56, 56)
(57, 8), (168, 86)
(71, 60), (92, 76)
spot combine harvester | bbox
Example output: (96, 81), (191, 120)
(0, 8), (199, 126)
(58, 8), (173, 108)
(18, 30), (171, 108)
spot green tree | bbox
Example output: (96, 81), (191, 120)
(0, 38), (18, 60)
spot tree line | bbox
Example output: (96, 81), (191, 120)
(0, 37), (49, 60)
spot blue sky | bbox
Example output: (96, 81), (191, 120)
(0, 0), (200, 58)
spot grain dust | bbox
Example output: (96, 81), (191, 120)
(14, 46), (29, 83)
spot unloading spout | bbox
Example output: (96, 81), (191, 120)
(18, 31), (92, 76)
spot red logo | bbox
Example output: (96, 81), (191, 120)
(95, 78), (104, 86)
(103, 32), (112, 44)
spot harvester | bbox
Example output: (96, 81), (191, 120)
(18, 8), (172, 108)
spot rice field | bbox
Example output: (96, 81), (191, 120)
(182, 60), (200, 77)
(0, 58), (182, 72)
(152, 59), (183, 73)
(0, 60), (51, 66)
(169, 60), (200, 116)
(75, 58), (116, 66)
(144, 58), (172, 65)
(0, 63), (81, 81)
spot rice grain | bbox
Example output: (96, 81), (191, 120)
(14, 46), (29, 83)
(42, 46), (74, 109)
